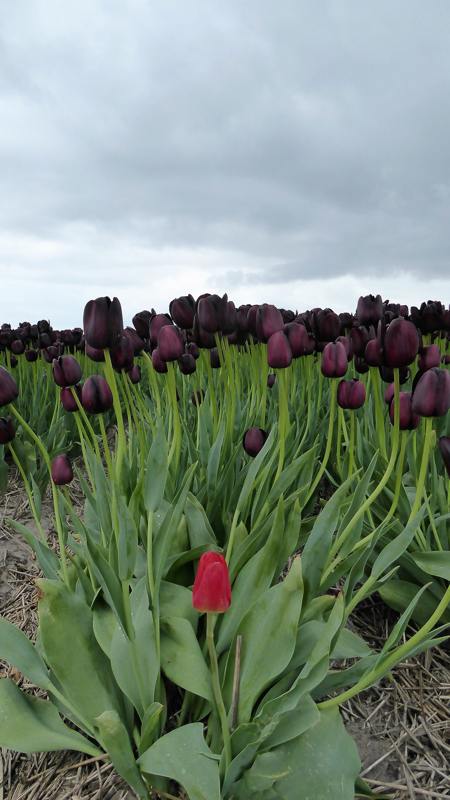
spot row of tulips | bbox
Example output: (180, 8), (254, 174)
(0, 293), (449, 799)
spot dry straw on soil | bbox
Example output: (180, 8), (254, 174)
(1, 474), (449, 800)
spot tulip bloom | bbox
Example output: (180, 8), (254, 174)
(51, 454), (74, 485)
(52, 355), (82, 387)
(83, 296), (124, 350)
(60, 384), (82, 412)
(412, 368), (450, 417)
(337, 379), (366, 410)
(158, 325), (184, 362)
(314, 308), (341, 342)
(127, 364), (141, 384)
(0, 417), (15, 444)
(0, 366), (19, 407)
(192, 552), (231, 613)
(418, 344), (440, 372)
(178, 353), (196, 375)
(110, 335), (134, 372)
(321, 341), (347, 378)
(243, 427), (268, 456)
(256, 304), (284, 342)
(267, 331), (292, 368)
(356, 294), (383, 326)
(169, 295), (195, 329)
(82, 375), (114, 414)
(383, 318), (419, 368)
(389, 392), (420, 430)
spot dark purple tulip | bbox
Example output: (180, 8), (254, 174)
(349, 326), (370, 357)
(123, 327), (145, 356)
(60, 385), (82, 412)
(132, 310), (154, 340)
(384, 318), (419, 368)
(85, 342), (105, 362)
(237, 305), (250, 332)
(158, 325), (184, 362)
(210, 348), (221, 369)
(356, 294), (383, 326)
(314, 309), (341, 342)
(267, 373), (276, 388)
(243, 427), (268, 457)
(0, 367), (18, 406)
(178, 353), (196, 374)
(51, 454), (73, 485)
(192, 317), (216, 348)
(336, 335), (353, 360)
(418, 344), (440, 372)
(25, 349), (38, 362)
(410, 301), (444, 334)
(151, 348), (168, 374)
(186, 342), (200, 360)
(321, 342), (348, 378)
(110, 335), (134, 372)
(443, 355), (450, 365)
(365, 338), (383, 367)
(438, 437), (450, 477)
(339, 312), (354, 333)
(379, 365), (410, 384)
(9, 355), (18, 368)
(42, 346), (59, 363)
(11, 339), (25, 355)
(384, 383), (395, 405)
(0, 417), (15, 444)
(256, 304), (284, 342)
(169, 295), (196, 329)
(197, 294), (226, 334)
(354, 356), (369, 374)
(222, 300), (238, 334)
(37, 320), (50, 334)
(191, 389), (205, 406)
(412, 368), (450, 417)
(267, 331), (292, 369)
(337, 379), (366, 410)
(82, 375), (114, 414)
(149, 314), (173, 347)
(389, 393), (420, 430)
(284, 323), (315, 358)
(52, 355), (82, 387)
(83, 296), (123, 350)
(246, 305), (259, 336)
(127, 364), (141, 384)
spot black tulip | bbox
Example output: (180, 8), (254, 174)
(169, 295), (195, 329)
(356, 294), (383, 326)
(178, 353), (196, 375)
(0, 366), (19, 406)
(267, 331), (292, 368)
(243, 427), (268, 457)
(52, 355), (82, 387)
(384, 318), (419, 368)
(60, 385), (82, 412)
(158, 325), (184, 362)
(83, 296), (124, 350)
(82, 375), (113, 414)
(389, 392), (420, 430)
(321, 342), (347, 378)
(412, 368), (450, 417)
(51, 454), (74, 485)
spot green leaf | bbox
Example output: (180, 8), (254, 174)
(185, 494), (217, 548)
(233, 708), (360, 800)
(207, 418), (226, 493)
(139, 723), (221, 800)
(139, 702), (164, 754)
(370, 508), (425, 580)
(144, 422), (169, 513)
(160, 580), (199, 629)
(0, 618), (52, 690)
(95, 710), (148, 798)
(37, 580), (126, 728)
(0, 678), (101, 756)
(410, 551), (450, 580)
(7, 518), (59, 579)
(331, 628), (372, 660)
(233, 557), (303, 723)
(160, 616), (212, 701)
(379, 579), (450, 626)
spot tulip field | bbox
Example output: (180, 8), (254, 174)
(0, 294), (449, 799)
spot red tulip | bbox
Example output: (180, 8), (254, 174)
(192, 552), (231, 614)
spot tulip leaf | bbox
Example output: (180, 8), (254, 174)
(138, 702), (164, 755)
(37, 579), (126, 728)
(232, 708), (360, 800)
(410, 551), (450, 580)
(185, 493), (217, 547)
(233, 556), (303, 723)
(160, 580), (199, 628)
(0, 678), (101, 756)
(6, 518), (59, 579)
(138, 723), (221, 800)
(0, 618), (52, 690)
(370, 508), (426, 579)
(207, 418), (226, 493)
(144, 421), (168, 513)
(331, 627), (372, 660)
(379, 579), (450, 626)
(154, 462), (196, 589)
(94, 710), (149, 798)
(160, 616), (212, 701)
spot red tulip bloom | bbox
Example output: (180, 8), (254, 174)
(192, 552), (231, 614)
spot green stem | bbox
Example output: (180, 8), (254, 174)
(8, 443), (46, 541)
(206, 614), (231, 774)
(70, 388), (101, 460)
(347, 411), (356, 479)
(409, 417), (434, 523)
(9, 405), (51, 472)
(103, 349), (126, 480)
(51, 483), (70, 586)
(305, 378), (337, 505)
(274, 368), (289, 483)
(370, 367), (387, 461)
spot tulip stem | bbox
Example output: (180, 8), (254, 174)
(318, 583), (450, 710)
(347, 411), (356, 479)
(73, 413), (95, 490)
(206, 613), (232, 775)
(8, 443), (46, 541)
(51, 483), (70, 586)
(305, 378), (337, 505)
(70, 387), (102, 460)
(275, 368), (289, 483)
(409, 417), (434, 525)
(167, 363), (181, 471)
(103, 349), (126, 481)
(370, 367), (387, 461)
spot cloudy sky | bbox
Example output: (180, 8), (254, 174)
(1, 0), (449, 327)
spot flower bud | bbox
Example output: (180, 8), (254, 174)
(82, 375), (113, 414)
(438, 437), (450, 477)
(83, 296), (123, 350)
(158, 325), (184, 362)
(25, 349), (38, 362)
(123, 327), (145, 356)
(52, 355), (82, 387)
(51, 454), (73, 485)
(243, 427), (268, 456)
(337, 379), (366, 410)
(256, 304), (284, 342)
(267, 331), (292, 369)
(11, 339), (25, 355)
(0, 366), (19, 406)
(418, 344), (440, 372)
(42, 346), (59, 363)
(197, 294), (226, 334)
(60, 385), (82, 412)
(349, 326), (370, 358)
(412, 368), (450, 417)
(284, 322), (314, 358)
(169, 295), (195, 329)
(354, 356), (369, 374)
(210, 347), (221, 369)
(336, 335), (353, 360)
(267, 373), (276, 388)
(178, 353), (196, 375)
(186, 341), (200, 360)
(151, 348), (168, 373)
(384, 318), (419, 368)
(132, 310), (153, 339)
(321, 341), (347, 378)
(0, 417), (15, 444)
(389, 392), (420, 430)
(192, 552), (231, 613)
(127, 364), (141, 384)
(85, 342), (105, 362)
(384, 383), (395, 405)
(149, 314), (173, 347)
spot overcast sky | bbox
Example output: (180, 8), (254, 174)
(1, 0), (449, 328)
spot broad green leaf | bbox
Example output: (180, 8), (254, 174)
(144, 422), (168, 513)
(139, 723), (221, 800)
(410, 551), (450, 580)
(139, 702), (164, 754)
(331, 627), (372, 660)
(160, 616), (212, 701)
(37, 580), (125, 728)
(0, 678), (101, 756)
(7, 518), (59, 579)
(92, 599), (117, 658)
(233, 708), (360, 800)
(0, 618), (52, 690)
(370, 508), (425, 580)
(207, 418), (226, 493)
(160, 580), (199, 628)
(234, 557), (303, 723)
(185, 494), (217, 548)
(379, 579), (450, 626)
(95, 710), (148, 798)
